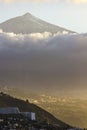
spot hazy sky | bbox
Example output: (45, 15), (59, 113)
(0, 0), (87, 33)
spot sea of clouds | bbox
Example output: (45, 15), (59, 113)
(0, 29), (87, 95)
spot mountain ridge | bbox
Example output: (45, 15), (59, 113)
(0, 12), (74, 34)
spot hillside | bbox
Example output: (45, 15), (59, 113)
(0, 13), (74, 34)
(0, 92), (70, 128)
(0, 88), (86, 128)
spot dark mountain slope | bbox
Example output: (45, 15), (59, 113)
(0, 92), (70, 128)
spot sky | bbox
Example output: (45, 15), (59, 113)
(0, 0), (87, 33)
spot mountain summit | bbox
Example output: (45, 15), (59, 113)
(23, 12), (32, 17)
(0, 12), (74, 34)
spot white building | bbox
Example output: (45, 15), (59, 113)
(21, 112), (36, 120)
(0, 107), (36, 121)
(0, 107), (20, 114)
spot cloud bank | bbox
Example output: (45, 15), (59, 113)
(0, 0), (54, 3)
(0, 29), (87, 96)
(70, 0), (87, 3)
(0, 0), (87, 3)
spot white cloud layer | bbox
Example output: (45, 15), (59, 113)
(0, 29), (70, 51)
(0, 29), (87, 94)
(0, 0), (87, 3)
(70, 0), (87, 3)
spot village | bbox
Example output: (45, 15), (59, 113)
(0, 107), (70, 130)
(0, 93), (84, 130)
(0, 107), (83, 130)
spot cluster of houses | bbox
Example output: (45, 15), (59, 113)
(0, 107), (63, 130)
(0, 107), (37, 130)
(0, 107), (36, 121)
(0, 107), (36, 120)
(0, 107), (84, 130)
